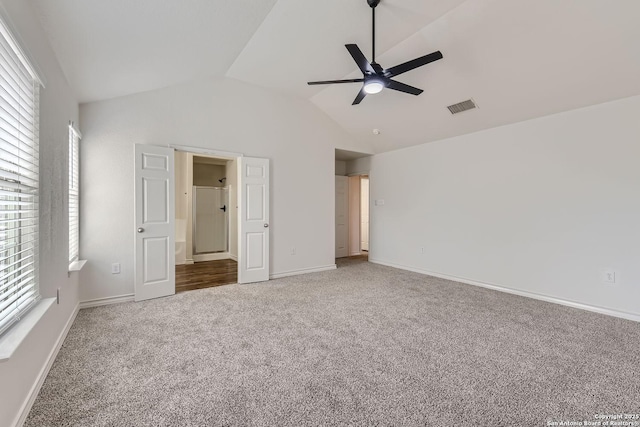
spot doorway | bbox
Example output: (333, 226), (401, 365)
(134, 145), (270, 302)
(334, 149), (372, 263)
(174, 151), (238, 292)
(347, 174), (369, 261)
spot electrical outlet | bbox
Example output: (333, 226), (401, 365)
(375, 199), (385, 206)
(602, 269), (616, 284)
(291, 247), (296, 255)
(111, 263), (121, 274)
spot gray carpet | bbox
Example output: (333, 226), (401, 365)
(26, 259), (640, 426)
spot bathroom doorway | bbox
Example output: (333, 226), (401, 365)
(174, 151), (238, 292)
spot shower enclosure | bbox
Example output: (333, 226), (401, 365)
(193, 186), (229, 254)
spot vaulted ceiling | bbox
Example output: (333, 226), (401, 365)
(31, 0), (640, 153)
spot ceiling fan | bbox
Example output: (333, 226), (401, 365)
(307, 0), (443, 105)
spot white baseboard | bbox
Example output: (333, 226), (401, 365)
(13, 303), (79, 427)
(270, 264), (336, 279)
(369, 258), (640, 323)
(79, 294), (134, 309)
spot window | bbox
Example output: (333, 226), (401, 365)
(68, 123), (80, 264)
(0, 19), (41, 336)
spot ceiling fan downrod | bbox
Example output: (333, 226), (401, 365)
(368, 0), (380, 64)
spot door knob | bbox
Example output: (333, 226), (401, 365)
(137, 227), (144, 233)
(264, 223), (269, 228)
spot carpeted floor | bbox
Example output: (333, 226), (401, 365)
(26, 259), (640, 426)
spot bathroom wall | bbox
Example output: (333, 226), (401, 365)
(193, 162), (226, 187)
(227, 158), (238, 260)
(174, 151), (188, 265)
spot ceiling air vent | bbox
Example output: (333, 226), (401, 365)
(447, 99), (477, 115)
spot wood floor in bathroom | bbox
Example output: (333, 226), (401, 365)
(175, 259), (238, 293)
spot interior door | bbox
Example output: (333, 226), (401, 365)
(134, 144), (175, 301)
(238, 157), (269, 283)
(335, 175), (349, 258)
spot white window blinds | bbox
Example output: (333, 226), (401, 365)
(0, 19), (41, 336)
(68, 124), (80, 263)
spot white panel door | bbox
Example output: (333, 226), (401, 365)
(238, 157), (269, 284)
(134, 144), (175, 301)
(335, 176), (349, 258)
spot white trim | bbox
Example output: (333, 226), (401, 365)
(270, 264), (336, 279)
(11, 303), (79, 427)
(69, 121), (82, 139)
(229, 254), (238, 262)
(68, 259), (87, 272)
(169, 144), (243, 159)
(79, 294), (134, 309)
(0, 299), (55, 362)
(369, 259), (640, 323)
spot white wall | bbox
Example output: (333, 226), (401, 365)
(346, 156), (371, 175)
(193, 162), (225, 187)
(79, 77), (366, 302)
(370, 95), (640, 318)
(0, 1), (80, 426)
(335, 160), (347, 176)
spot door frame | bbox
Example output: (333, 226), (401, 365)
(169, 145), (271, 286)
(172, 145), (241, 277)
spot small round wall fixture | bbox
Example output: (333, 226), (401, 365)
(372, 128), (381, 135)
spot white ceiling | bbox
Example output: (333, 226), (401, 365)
(30, 0), (278, 103)
(30, 0), (640, 153)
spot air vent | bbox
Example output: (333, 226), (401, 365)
(447, 99), (477, 115)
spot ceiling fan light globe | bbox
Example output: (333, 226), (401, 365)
(364, 81), (384, 94)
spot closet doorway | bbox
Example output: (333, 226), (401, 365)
(174, 151), (238, 292)
(347, 174), (369, 260)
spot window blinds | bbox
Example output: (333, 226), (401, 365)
(0, 20), (40, 336)
(69, 124), (80, 263)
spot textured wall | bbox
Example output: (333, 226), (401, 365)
(0, 1), (80, 426)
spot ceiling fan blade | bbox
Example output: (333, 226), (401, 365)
(345, 44), (375, 74)
(307, 78), (364, 85)
(385, 51), (443, 78)
(352, 87), (367, 105)
(387, 79), (423, 96)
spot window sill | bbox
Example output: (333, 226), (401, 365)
(0, 298), (55, 362)
(69, 259), (87, 273)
